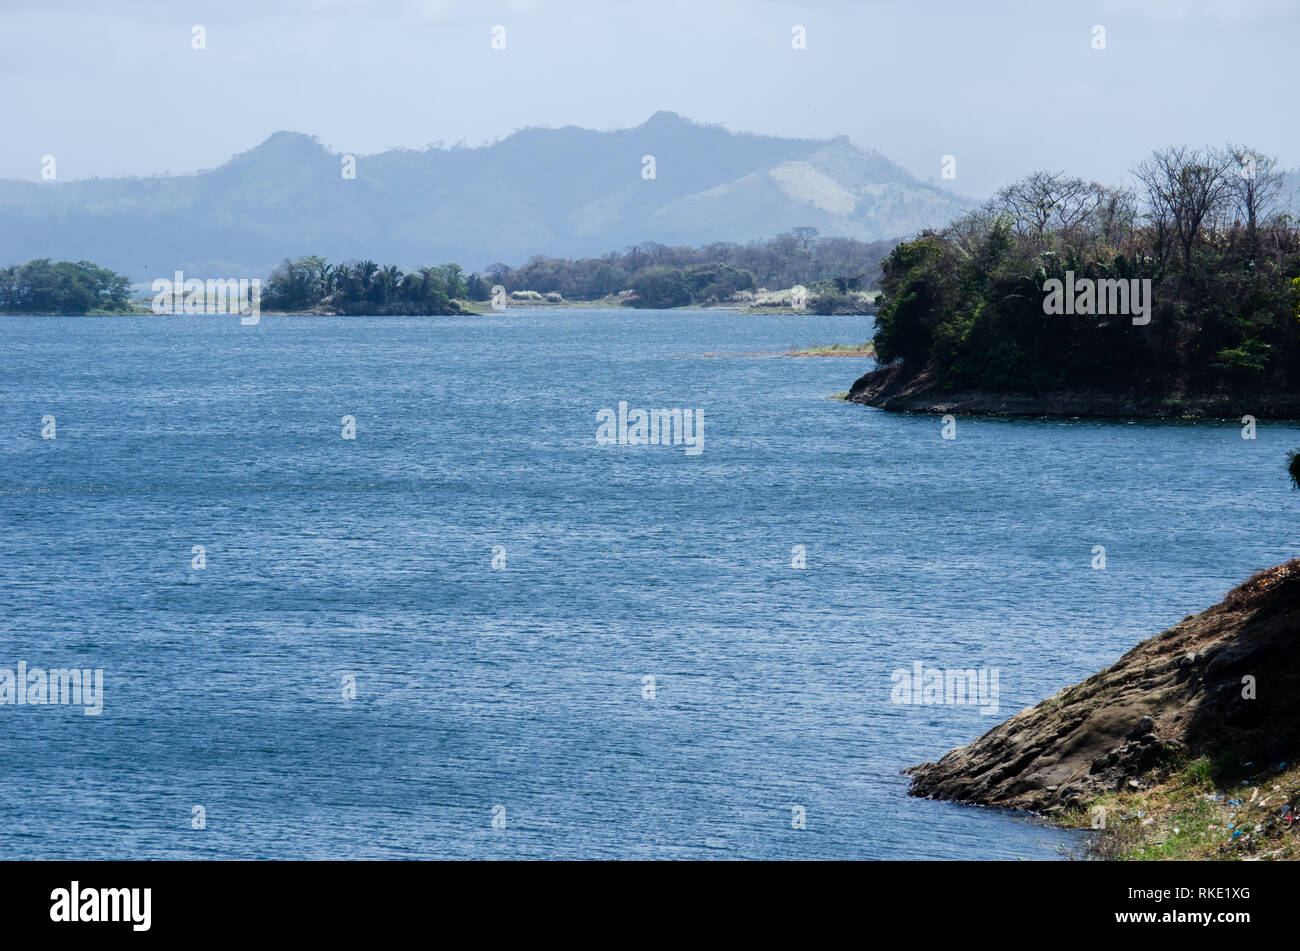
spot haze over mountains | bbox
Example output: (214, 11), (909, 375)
(0, 112), (973, 279)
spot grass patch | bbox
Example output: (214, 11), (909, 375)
(785, 342), (876, 357)
(1061, 758), (1300, 860)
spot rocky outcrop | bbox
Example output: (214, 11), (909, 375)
(848, 362), (1300, 419)
(907, 561), (1300, 813)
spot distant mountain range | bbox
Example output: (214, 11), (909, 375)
(0, 112), (974, 279)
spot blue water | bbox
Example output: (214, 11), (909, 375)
(1, 309), (1296, 859)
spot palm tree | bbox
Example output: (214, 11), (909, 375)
(327, 262), (348, 297)
(300, 255), (329, 299)
(378, 265), (401, 303)
(358, 260), (379, 289)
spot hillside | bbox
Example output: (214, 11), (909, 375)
(0, 113), (971, 279)
(907, 561), (1300, 858)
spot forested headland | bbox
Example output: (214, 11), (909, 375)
(852, 145), (1300, 417)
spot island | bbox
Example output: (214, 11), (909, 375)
(849, 147), (1300, 419)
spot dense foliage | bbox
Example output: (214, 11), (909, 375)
(264, 230), (890, 311)
(485, 230), (890, 306)
(873, 148), (1300, 394)
(0, 259), (132, 314)
(262, 257), (465, 314)
(625, 263), (756, 308)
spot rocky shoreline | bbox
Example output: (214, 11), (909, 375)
(907, 562), (1300, 823)
(849, 362), (1300, 419)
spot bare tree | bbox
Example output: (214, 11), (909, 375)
(790, 226), (820, 252)
(1224, 145), (1283, 249)
(1083, 182), (1139, 255)
(943, 203), (1003, 258)
(1132, 146), (1235, 272)
(996, 171), (1090, 244)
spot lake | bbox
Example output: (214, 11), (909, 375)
(1, 309), (1295, 859)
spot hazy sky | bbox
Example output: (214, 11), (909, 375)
(3, 0), (1296, 197)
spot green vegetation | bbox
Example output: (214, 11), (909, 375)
(627, 262), (754, 308)
(487, 230), (887, 308)
(0, 259), (132, 314)
(263, 230), (887, 313)
(5, 228), (887, 316)
(262, 257), (466, 314)
(873, 147), (1300, 396)
(786, 342), (877, 357)
(1063, 758), (1300, 861)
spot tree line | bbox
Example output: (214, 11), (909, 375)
(262, 230), (893, 312)
(0, 259), (132, 314)
(486, 230), (891, 306)
(0, 228), (889, 315)
(261, 258), (468, 314)
(873, 145), (1300, 394)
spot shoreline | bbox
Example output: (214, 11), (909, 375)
(849, 361), (1300, 421)
(457, 300), (877, 316)
(906, 561), (1300, 860)
(30, 300), (880, 318)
